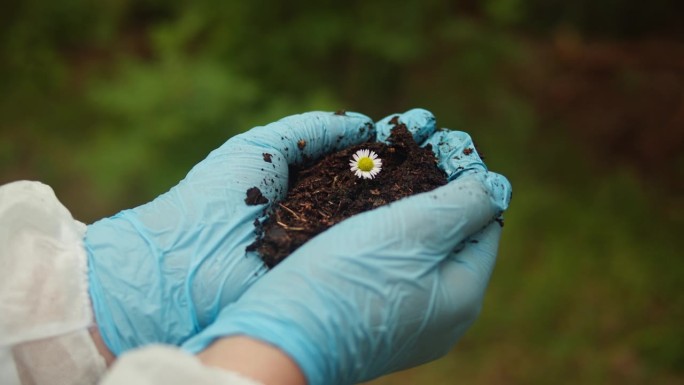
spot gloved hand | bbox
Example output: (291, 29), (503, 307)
(85, 111), (376, 356)
(181, 109), (512, 385)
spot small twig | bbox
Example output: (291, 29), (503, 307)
(317, 210), (330, 219)
(279, 203), (303, 221)
(276, 221), (306, 231)
(333, 200), (343, 215)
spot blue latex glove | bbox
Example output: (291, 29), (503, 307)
(85, 111), (376, 356)
(181, 109), (512, 385)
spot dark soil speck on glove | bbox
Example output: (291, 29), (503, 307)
(245, 187), (269, 205)
(249, 120), (447, 267)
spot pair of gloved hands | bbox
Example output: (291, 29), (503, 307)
(86, 109), (511, 385)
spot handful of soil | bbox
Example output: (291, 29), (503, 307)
(249, 119), (447, 267)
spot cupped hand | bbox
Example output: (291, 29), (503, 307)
(181, 109), (512, 385)
(85, 111), (375, 356)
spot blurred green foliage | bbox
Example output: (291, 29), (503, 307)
(1, 1), (682, 384)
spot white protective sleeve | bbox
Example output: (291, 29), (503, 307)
(0, 180), (107, 385)
(99, 345), (265, 385)
(0, 180), (92, 345)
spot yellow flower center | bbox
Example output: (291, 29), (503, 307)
(357, 157), (374, 172)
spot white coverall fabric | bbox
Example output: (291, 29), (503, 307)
(0, 181), (263, 385)
(0, 181), (106, 385)
(100, 345), (264, 385)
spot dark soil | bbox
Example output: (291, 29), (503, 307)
(248, 119), (447, 268)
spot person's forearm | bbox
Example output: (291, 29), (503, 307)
(198, 336), (307, 385)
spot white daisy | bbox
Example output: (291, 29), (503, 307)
(349, 149), (382, 179)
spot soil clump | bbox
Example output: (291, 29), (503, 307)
(249, 120), (447, 267)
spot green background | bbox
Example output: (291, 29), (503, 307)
(1, 1), (682, 384)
